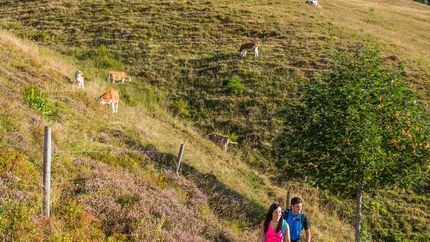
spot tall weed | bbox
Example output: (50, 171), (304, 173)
(23, 86), (56, 118)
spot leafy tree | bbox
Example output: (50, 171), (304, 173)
(415, 0), (430, 5)
(277, 49), (430, 241)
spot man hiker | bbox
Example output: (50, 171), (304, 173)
(282, 197), (311, 242)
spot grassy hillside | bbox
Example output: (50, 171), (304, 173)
(0, 0), (357, 169)
(0, 30), (355, 240)
(1, 0), (429, 169)
(1, 0), (429, 240)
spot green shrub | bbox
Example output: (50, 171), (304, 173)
(95, 57), (123, 70)
(226, 75), (245, 94)
(0, 147), (38, 181)
(81, 45), (110, 59)
(2, 21), (23, 32)
(415, 0), (429, 5)
(227, 131), (238, 142)
(86, 151), (145, 171)
(79, 45), (123, 70)
(116, 193), (140, 208)
(0, 201), (40, 240)
(31, 31), (51, 42)
(171, 99), (190, 118)
(121, 91), (138, 106)
(23, 86), (56, 117)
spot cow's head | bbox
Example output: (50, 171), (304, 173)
(97, 96), (108, 105)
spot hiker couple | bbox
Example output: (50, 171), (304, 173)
(258, 197), (311, 242)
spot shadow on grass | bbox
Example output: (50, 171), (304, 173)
(95, 110), (267, 233)
(143, 144), (266, 227)
(188, 52), (239, 66)
(181, 162), (266, 226)
(185, 52), (240, 79)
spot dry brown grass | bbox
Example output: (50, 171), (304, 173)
(320, 0), (430, 77)
(224, 0), (430, 101)
(322, 0), (430, 56)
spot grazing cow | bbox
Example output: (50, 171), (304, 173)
(239, 42), (259, 58)
(98, 89), (119, 113)
(106, 71), (131, 83)
(306, 0), (320, 8)
(207, 133), (238, 151)
(75, 71), (84, 88)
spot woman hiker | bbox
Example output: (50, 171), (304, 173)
(258, 202), (291, 242)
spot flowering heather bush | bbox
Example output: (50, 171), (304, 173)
(0, 149), (43, 240)
(0, 176), (41, 241)
(72, 159), (235, 241)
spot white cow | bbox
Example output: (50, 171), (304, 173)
(75, 71), (84, 88)
(306, 0), (320, 8)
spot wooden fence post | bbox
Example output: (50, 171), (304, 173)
(43, 126), (52, 217)
(286, 191), (291, 210)
(176, 144), (185, 175)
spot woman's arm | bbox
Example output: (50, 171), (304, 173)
(257, 221), (265, 242)
(283, 223), (290, 242)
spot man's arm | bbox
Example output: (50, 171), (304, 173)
(302, 213), (311, 242)
(305, 228), (311, 242)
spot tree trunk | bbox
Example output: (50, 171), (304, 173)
(355, 188), (363, 242)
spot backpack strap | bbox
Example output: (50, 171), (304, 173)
(283, 208), (291, 220)
(282, 219), (287, 238)
(301, 212), (306, 229)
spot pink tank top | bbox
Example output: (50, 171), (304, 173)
(264, 224), (283, 242)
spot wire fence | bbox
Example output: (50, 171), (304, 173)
(0, 140), (170, 157)
(0, 137), (180, 188)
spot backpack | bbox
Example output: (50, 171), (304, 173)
(283, 209), (305, 241)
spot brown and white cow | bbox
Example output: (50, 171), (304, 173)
(106, 71), (131, 83)
(239, 42), (259, 58)
(207, 133), (238, 151)
(98, 89), (119, 113)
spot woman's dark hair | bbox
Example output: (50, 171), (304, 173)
(263, 203), (283, 234)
